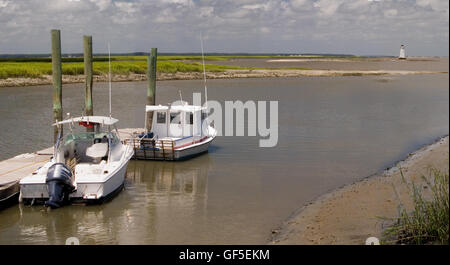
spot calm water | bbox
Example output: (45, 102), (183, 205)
(0, 75), (448, 244)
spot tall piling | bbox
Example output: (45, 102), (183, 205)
(146, 48), (157, 132)
(83, 35), (94, 132)
(51, 29), (63, 143)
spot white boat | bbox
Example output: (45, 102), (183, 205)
(124, 37), (216, 161)
(19, 116), (134, 208)
(125, 104), (217, 161)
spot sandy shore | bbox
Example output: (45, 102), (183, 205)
(271, 135), (449, 245)
(266, 57), (439, 63)
(0, 69), (445, 88)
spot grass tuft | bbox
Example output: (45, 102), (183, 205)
(383, 168), (449, 244)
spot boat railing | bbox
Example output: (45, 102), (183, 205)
(123, 137), (175, 161)
(174, 136), (193, 142)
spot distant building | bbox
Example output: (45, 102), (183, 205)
(398, 45), (406, 60)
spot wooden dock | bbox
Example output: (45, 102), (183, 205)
(0, 148), (52, 209)
(0, 128), (144, 210)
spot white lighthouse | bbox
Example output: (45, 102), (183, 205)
(398, 44), (406, 60)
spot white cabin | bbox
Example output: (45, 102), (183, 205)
(146, 104), (208, 140)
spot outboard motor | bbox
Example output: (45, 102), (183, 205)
(45, 163), (75, 209)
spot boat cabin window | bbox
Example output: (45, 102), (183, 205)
(170, 112), (181, 124)
(59, 131), (119, 164)
(157, 112), (166, 124)
(109, 132), (120, 144)
(186, 112), (193, 125)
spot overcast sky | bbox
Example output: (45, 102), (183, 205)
(0, 0), (448, 56)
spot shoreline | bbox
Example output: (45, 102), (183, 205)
(270, 135), (449, 245)
(0, 69), (446, 88)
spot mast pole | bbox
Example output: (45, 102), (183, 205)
(200, 33), (208, 137)
(108, 43), (112, 118)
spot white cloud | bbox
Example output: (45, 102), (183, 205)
(291, 0), (308, 9)
(0, 0), (448, 56)
(154, 8), (178, 23)
(384, 8), (398, 17)
(260, 27), (270, 34)
(89, 0), (112, 11)
(198, 6), (214, 18)
(0, 0), (9, 8)
(416, 0), (448, 12)
(242, 4), (267, 10)
(314, 0), (344, 17)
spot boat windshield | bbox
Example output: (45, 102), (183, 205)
(62, 131), (119, 146)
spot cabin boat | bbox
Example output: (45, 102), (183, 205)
(19, 116), (134, 208)
(124, 104), (217, 161)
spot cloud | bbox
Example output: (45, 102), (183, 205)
(0, 0), (448, 56)
(384, 8), (398, 17)
(0, 0), (8, 8)
(90, 0), (112, 11)
(416, 0), (449, 11)
(260, 27), (270, 34)
(314, 0), (344, 17)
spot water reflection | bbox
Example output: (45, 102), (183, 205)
(120, 156), (211, 244)
(128, 156), (209, 196)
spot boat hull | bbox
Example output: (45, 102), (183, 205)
(71, 159), (130, 202)
(132, 136), (214, 161)
(0, 181), (20, 210)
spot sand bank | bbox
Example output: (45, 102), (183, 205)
(271, 136), (449, 245)
(266, 57), (439, 63)
(267, 59), (362, 63)
(0, 69), (445, 88)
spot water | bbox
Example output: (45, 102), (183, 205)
(0, 74), (448, 244)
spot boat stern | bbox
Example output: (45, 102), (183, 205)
(19, 171), (49, 204)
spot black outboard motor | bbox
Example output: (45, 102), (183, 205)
(45, 163), (75, 209)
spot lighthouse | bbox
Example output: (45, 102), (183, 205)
(398, 44), (406, 60)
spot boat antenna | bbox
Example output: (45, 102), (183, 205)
(200, 33), (209, 137)
(200, 33), (208, 111)
(178, 90), (184, 105)
(108, 43), (112, 118)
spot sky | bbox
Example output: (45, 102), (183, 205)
(0, 0), (448, 56)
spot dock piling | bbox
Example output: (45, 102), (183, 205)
(146, 48), (157, 132)
(51, 29), (63, 143)
(83, 35), (94, 131)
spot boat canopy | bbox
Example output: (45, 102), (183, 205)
(146, 104), (206, 112)
(146, 105), (169, 112)
(52, 116), (119, 126)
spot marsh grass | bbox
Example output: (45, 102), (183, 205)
(383, 168), (449, 244)
(2, 55), (350, 79)
(0, 58), (252, 79)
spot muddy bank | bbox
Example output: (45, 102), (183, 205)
(0, 69), (446, 88)
(271, 136), (449, 245)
